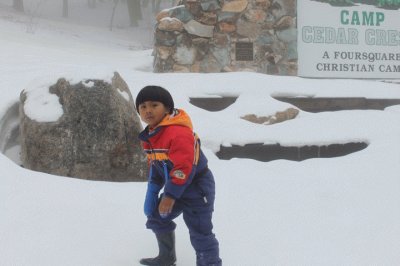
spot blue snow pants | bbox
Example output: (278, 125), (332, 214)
(146, 169), (222, 266)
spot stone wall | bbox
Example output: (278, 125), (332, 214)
(153, 0), (297, 75)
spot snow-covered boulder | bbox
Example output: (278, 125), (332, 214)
(19, 72), (147, 182)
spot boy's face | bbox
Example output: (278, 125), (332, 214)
(138, 101), (170, 128)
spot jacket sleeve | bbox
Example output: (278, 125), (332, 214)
(141, 141), (165, 186)
(164, 126), (197, 199)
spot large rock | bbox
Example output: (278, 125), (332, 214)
(222, 0), (248, 12)
(183, 19), (215, 38)
(19, 72), (147, 182)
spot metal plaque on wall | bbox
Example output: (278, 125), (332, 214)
(235, 42), (253, 61)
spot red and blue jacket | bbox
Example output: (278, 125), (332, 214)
(138, 109), (208, 199)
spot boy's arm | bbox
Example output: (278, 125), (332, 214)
(164, 126), (197, 199)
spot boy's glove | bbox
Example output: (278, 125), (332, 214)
(144, 182), (162, 217)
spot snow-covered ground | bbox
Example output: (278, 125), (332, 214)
(1, 2), (400, 265)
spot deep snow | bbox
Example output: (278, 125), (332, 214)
(0, 1), (400, 265)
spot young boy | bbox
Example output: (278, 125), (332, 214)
(136, 86), (222, 266)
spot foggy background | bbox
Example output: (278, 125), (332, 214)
(1, 0), (178, 48)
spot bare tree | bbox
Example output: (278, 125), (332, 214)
(127, 0), (142, 27)
(109, 0), (119, 31)
(26, 0), (47, 33)
(63, 0), (68, 18)
(151, 0), (161, 14)
(13, 0), (24, 12)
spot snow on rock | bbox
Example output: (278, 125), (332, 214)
(23, 81), (64, 123)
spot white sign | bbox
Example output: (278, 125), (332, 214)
(298, 0), (400, 78)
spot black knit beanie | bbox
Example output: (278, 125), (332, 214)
(135, 85), (174, 114)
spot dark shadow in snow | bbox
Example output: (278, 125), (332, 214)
(189, 96), (238, 112)
(273, 97), (400, 113)
(190, 96), (400, 113)
(216, 142), (368, 162)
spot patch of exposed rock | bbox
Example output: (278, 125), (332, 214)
(241, 107), (299, 124)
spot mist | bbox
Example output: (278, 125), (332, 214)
(1, 0), (177, 48)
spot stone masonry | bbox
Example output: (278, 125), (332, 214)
(153, 0), (297, 75)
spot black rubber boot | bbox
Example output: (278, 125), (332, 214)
(140, 231), (176, 266)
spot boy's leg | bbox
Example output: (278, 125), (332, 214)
(139, 231), (176, 266)
(182, 207), (221, 266)
(140, 201), (184, 266)
(180, 168), (221, 266)
(181, 170), (221, 265)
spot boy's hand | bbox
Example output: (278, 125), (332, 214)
(159, 195), (175, 218)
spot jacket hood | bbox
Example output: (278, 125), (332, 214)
(155, 108), (193, 130)
(139, 109), (194, 141)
